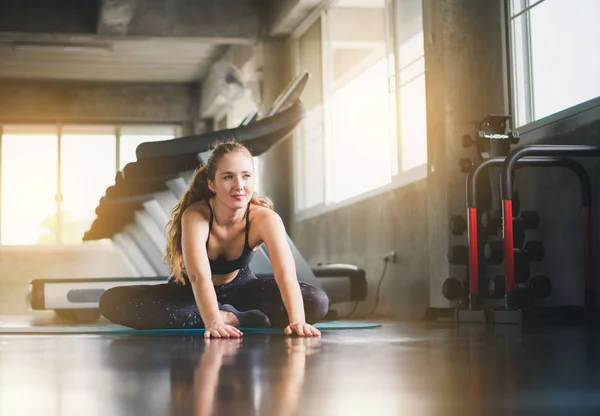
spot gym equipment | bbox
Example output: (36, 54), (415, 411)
(447, 245), (468, 265)
(482, 210), (538, 235)
(444, 114), (521, 310)
(0, 319), (382, 334)
(487, 275), (505, 299)
(442, 113), (600, 324)
(514, 211), (539, 230)
(442, 277), (467, 301)
(480, 210), (501, 234)
(451, 151), (600, 325)
(461, 114), (520, 158)
(466, 156), (593, 312)
(529, 275), (552, 298)
(488, 274), (551, 301)
(501, 145), (600, 311)
(135, 72), (310, 160)
(483, 240), (545, 265)
(449, 215), (467, 235)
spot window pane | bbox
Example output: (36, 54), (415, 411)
(528, 0), (600, 121)
(511, 0), (549, 18)
(60, 135), (116, 245)
(297, 18), (326, 209)
(400, 73), (427, 171)
(328, 1), (396, 202)
(1, 134), (58, 245)
(510, 0), (527, 17)
(397, 0), (427, 171)
(330, 58), (394, 202)
(510, 14), (530, 126)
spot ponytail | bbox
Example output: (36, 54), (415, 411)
(163, 165), (214, 283)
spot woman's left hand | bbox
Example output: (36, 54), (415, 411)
(284, 322), (321, 337)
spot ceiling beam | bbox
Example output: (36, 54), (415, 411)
(127, 0), (263, 42)
(268, 0), (324, 36)
(0, 0), (263, 43)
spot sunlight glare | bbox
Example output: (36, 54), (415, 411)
(1, 134), (58, 245)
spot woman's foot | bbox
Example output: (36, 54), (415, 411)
(220, 304), (271, 328)
(220, 310), (240, 326)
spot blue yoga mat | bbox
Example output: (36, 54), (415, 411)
(0, 320), (381, 335)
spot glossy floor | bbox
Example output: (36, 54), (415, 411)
(2, 319), (600, 415)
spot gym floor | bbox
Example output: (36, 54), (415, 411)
(2, 318), (600, 415)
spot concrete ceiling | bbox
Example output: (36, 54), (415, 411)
(0, 37), (224, 83)
(0, 0), (263, 83)
(0, 0), (324, 84)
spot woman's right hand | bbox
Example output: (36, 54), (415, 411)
(204, 322), (243, 339)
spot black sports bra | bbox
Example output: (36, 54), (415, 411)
(206, 202), (256, 274)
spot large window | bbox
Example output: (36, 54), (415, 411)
(59, 127), (116, 245)
(293, 0), (427, 213)
(396, 0), (427, 172)
(509, 0), (600, 127)
(1, 127), (58, 245)
(0, 124), (178, 245)
(328, 2), (395, 203)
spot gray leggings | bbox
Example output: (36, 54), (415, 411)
(99, 266), (329, 329)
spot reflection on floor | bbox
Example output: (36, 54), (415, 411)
(2, 320), (600, 415)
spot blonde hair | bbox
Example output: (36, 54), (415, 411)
(164, 138), (274, 284)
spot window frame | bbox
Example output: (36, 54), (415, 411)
(290, 0), (428, 219)
(0, 122), (182, 246)
(506, 0), (600, 132)
(506, 0), (538, 127)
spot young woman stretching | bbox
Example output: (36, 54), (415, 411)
(99, 139), (329, 338)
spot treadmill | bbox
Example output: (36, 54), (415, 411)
(28, 72), (367, 322)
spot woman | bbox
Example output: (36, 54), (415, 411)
(99, 139), (329, 338)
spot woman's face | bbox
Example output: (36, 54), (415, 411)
(209, 151), (255, 209)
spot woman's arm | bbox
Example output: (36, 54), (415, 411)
(181, 207), (242, 338)
(258, 210), (320, 336)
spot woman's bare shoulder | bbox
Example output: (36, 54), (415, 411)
(250, 204), (281, 225)
(183, 200), (211, 223)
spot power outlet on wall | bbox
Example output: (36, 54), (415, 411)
(383, 251), (397, 263)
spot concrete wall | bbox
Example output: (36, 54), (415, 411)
(424, 0), (507, 309)
(254, 38), (296, 229)
(0, 245), (134, 315)
(0, 81), (198, 126)
(291, 181), (430, 320)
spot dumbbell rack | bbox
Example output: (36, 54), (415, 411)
(493, 145), (600, 324)
(445, 114), (518, 323)
(460, 155), (595, 324)
(445, 120), (600, 325)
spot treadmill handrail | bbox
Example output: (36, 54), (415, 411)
(135, 102), (305, 159)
